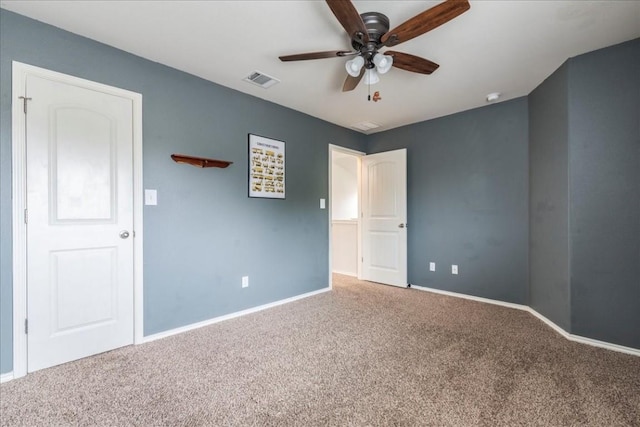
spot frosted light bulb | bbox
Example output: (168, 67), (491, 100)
(345, 56), (365, 77)
(364, 68), (380, 85)
(373, 53), (393, 74)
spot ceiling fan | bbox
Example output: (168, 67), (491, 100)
(279, 0), (470, 92)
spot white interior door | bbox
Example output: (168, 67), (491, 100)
(361, 149), (407, 287)
(26, 74), (134, 372)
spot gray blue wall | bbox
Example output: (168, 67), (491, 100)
(528, 63), (571, 331)
(529, 39), (640, 349)
(0, 9), (366, 374)
(568, 39), (640, 348)
(367, 99), (530, 304)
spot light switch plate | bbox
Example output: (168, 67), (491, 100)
(145, 189), (157, 206)
(429, 262), (436, 272)
(452, 265), (458, 275)
(320, 198), (326, 209)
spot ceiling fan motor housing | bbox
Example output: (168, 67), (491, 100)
(352, 12), (390, 58)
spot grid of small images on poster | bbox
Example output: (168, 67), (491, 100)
(248, 134), (285, 199)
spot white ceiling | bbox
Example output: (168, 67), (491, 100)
(2, 1), (639, 134)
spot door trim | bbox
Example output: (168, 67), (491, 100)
(11, 61), (144, 378)
(328, 144), (364, 288)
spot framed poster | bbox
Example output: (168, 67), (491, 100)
(248, 134), (285, 199)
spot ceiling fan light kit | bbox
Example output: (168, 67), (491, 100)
(279, 0), (471, 94)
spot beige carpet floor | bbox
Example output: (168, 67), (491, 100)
(1, 274), (639, 426)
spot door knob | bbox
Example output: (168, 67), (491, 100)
(119, 230), (130, 239)
(398, 223), (406, 228)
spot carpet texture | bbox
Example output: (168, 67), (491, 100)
(1, 274), (639, 426)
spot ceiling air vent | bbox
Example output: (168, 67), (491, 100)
(351, 121), (381, 132)
(244, 71), (280, 89)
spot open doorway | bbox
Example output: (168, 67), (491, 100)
(329, 145), (363, 285)
(328, 145), (408, 288)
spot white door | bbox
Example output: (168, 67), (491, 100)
(361, 149), (407, 287)
(26, 74), (134, 372)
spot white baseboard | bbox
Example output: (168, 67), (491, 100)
(411, 284), (640, 357)
(523, 305), (569, 337)
(562, 332), (640, 356)
(143, 287), (331, 344)
(410, 284), (530, 312)
(1, 372), (14, 383)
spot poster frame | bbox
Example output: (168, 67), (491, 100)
(248, 134), (286, 199)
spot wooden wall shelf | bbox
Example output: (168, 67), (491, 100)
(171, 154), (232, 169)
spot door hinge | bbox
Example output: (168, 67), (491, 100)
(24, 209), (28, 224)
(24, 319), (28, 334)
(18, 96), (32, 114)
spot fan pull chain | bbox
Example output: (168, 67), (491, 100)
(368, 81), (371, 101)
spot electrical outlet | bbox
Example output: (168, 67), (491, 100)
(429, 262), (436, 272)
(451, 265), (458, 275)
(242, 276), (249, 288)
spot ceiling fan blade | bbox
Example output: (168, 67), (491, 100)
(342, 68), (365, 92)
(279, 51), (353, 61)
(326, 0), (369, 44)
(381, 0), (470, 47)
(386, 51), (440, 74)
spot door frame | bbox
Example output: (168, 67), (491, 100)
(11, 61), (144, 379)
(328, 144), (364, 288)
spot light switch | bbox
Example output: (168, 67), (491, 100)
(320, 198), (326, 209)
(452, 265), (458, 275)
(145, 189), (157, 205)
(429, 262), (436, 272)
